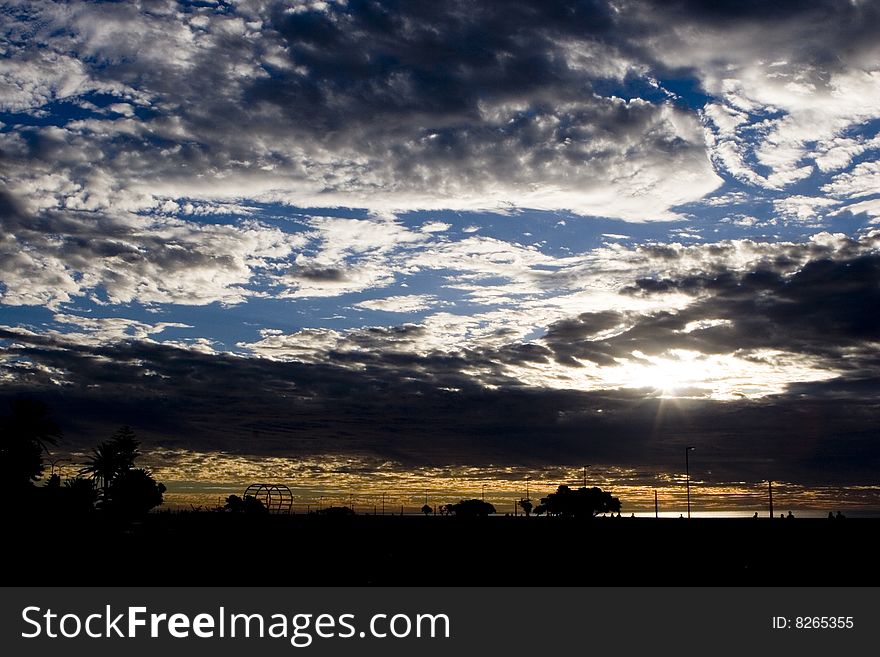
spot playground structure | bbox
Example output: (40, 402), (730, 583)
(242, 483), (293, 514)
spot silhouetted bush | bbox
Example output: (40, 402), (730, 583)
(225, 494), (268, 514)
(446, 499), (496, 517)
(316, 505), (355, 517)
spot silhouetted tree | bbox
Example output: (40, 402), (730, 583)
(225, 494), (268, 514)
(109, 426), (140, 470)
(518, 498), (533, 516)
(0, 398), (61, 489)
(83, 441), (119, 493)
(82, 426), (141, 493)
(447, 498), (496, 517)
(533, 485), (621, 518)
(82, 427), (165, 516)
(421, 503), (433, 516)
(104, 469), (166, 517)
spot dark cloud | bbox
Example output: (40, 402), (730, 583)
(600, 251), (880, 366)
(286, 264), (349, 282)
(2, 294), (879, 488)
(255, 0), (618, 128)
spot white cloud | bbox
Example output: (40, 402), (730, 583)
(1, 314), (190, 348)
(0, 208), (302, 308)
(822, 160), (880, 199)
(354, 295), (438, 313)
(836, 198), (880, 220)
(773, 196), (841, 222)
(420, 221), (451, 233)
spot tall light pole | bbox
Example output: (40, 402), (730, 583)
(685, 446), (696, 518)
(481, 484), (486, 502)
(582, 465), (591, 488)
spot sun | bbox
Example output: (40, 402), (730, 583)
(609, 350), (721, 397)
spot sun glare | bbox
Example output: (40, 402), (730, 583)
(610, 350), (710, 396)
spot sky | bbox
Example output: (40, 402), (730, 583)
(1, 0), (879, 510)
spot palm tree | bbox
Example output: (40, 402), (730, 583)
(82, 441), (120, 493)
(81, 426), (142, 493)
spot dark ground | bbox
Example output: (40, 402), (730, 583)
(7, 513), (877, 586)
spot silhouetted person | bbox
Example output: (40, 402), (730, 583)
(828, 511), (835, 519)
(787, 511), (794, 519)
(753, 512), (759, 519)
(836, 510), (846, 519)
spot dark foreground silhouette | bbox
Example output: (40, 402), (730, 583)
(3, 399), (876, 586)
(7, 511), (878, 586)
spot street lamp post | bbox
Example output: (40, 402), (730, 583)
(582, 465), (591, 488)
(481, 484), (486, 502)
(685, 446), (696, 519)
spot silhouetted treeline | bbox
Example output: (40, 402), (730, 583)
(1, 399), (165, 520)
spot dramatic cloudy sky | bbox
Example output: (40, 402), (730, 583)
(2, 0), (879, 510)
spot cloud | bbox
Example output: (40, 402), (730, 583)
(420, 222), (451, 233)
(0, 190), (301, 307)
(221, 229), (880, 403)
(772, 196), (841, 223)
(0, 0), (726, 222)
(633, 0), (880, 192)
(2, 315), (878, 487)
(823, 161), (880, 199)
(354, 295), (438, 314)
